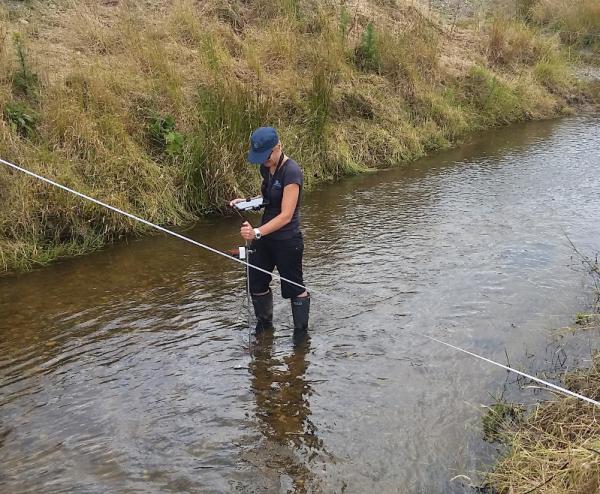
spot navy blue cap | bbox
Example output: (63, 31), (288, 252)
(248, 127), (278, 164)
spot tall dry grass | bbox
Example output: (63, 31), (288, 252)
(485, 17), (576, 96)
(0, 0), (589, 273)
(487, 19), (553, 66)
(532, 0), (600, 52)
(484, 351), (600, 493)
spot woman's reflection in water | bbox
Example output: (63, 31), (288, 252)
(249, 332), (323, 493)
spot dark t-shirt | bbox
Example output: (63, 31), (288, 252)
(259, 158), (303, 240)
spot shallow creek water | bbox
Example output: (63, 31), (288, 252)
(2, 115), (600, 493)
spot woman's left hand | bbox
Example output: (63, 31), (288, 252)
(240, 221), (255, 241)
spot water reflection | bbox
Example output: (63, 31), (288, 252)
(249, 332), (322, 492)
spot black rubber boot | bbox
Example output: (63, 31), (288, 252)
(252, 290), (273, 333)
(291, 294), (310, 335)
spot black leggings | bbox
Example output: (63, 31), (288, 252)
(249, 234), (305, 299)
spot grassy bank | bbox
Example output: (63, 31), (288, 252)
(482, 334), (600, 493)
(0, 0), (597, 273)
(484, 350), (600, 493)
(482, 254), (600, 493)
(528, 0), (600, 61)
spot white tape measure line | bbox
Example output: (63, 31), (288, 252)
(2, 156), (598, 407)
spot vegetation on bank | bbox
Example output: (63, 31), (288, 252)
(482, 255), (600, 493)
(0, 0), (597, 273)
(526, 0), (600, 59)
(483, 351), (600, 493)
(482, 343), (600, 493)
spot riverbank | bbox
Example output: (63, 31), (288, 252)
(483, 332), (600, 492)
(483, 255), (600, 493)
(1, 0), (598, 274)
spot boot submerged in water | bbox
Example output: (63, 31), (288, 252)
(252, 290), (273, 333)
(291, 294), (310, 334)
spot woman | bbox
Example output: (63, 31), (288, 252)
(230, 127), (309, 337)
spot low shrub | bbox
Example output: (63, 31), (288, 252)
(147, 114), (184, 156)
(355, 22), (380, 72)
(339, 6), (351, 43)
(3, 101), (37, 137)
(12, 33), (38, 98)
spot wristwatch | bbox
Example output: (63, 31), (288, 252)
(253, 228), (262, 240)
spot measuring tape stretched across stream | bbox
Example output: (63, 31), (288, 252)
(1, 157), (599, 407)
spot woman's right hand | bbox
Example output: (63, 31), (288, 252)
(229, 198), (245, 207)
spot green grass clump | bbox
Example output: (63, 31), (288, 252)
(3, 101), (36, 137)
(574, 313), (600, 327)
(516, 0), (539, 23)
(378, 25), (439, 102)
(534, 58), (572, 93)
(147, 114), (184, 157)
(306, 64), (335, 141)
(185, 80), (271, 212)
(462, 65), (524, 126)
(482, 401), (525, 442)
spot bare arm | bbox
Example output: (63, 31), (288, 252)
(240, 184), (300, 240)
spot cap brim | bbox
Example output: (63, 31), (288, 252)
(247, 147), (273, 164)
